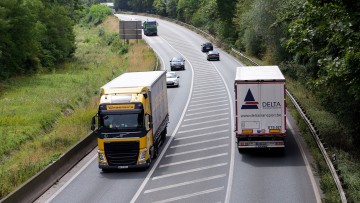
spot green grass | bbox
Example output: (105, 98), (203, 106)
(0, 17), (155, 198)
(286, 78), (360, 202)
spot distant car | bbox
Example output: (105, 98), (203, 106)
(170, 57), (185, 71)
(201, 42), (213, 52)
(166, 72), (180, 87)
(207, 50), (220, 61)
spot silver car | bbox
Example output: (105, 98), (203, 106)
(170, 57), (185, 71)
(166, 72), (180, 87)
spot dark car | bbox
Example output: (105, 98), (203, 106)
(201, 42), (213, 52)
(207, 50), (220, 61)
(170, 57), (185, 71)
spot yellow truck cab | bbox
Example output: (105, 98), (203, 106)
(91, 71), (168, 171)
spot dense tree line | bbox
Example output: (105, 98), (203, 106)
(0, 0), (113, 79)
(0, 0), (81, 78)
(114, 0), (360, 151)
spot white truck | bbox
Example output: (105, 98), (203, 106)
(91, 71), (168, 170)
(234, 66), (286, 152)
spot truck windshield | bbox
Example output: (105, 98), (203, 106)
(100, 113), (144, 131)
(146, 22), (156, 28)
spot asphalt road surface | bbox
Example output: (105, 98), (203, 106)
(36, 14), (321, 203)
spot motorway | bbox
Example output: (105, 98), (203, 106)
(37, 14), (321, 203)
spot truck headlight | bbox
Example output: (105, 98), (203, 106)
(139, 148), (147, 161)
(98, 150), (106, 163)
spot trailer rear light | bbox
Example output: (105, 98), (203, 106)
(276, 141), (284, 145)
(242, 129), (253, 134)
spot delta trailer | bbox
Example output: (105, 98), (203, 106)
(234, 66), (286, 152)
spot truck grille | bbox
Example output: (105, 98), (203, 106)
(104, 141), (139, 166)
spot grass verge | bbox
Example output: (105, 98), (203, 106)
(0, 15), (155, 198)
(286, 78), (360, 202)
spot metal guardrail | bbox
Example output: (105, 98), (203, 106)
(167, 17), (347, 202)
(0, 132), (97, 203)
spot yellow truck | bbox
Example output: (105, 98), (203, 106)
(91, 71), (168, 171)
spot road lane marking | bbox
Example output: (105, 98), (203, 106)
(189, 100), (228, 107)
(145, 174), (226, 194)
(187, 104), (227, 112)
(194, 80), (222, 85)
(193, 84), (223, 91)
(191, 93), (227, 101)
(171, 137), (229, 148)
(181, 118), (228, 127)
(183, 113), (229, 122)
(130, 31), (195, 203)
(166, 144), (228, 157)
(288, 119), (322, 203)
(186, 108), (229, 117)
(210, 59), (235, 203)
(190, 96), (227, 103)
(191, 90), (225, 97)
(153, 187), (224, 203)
(152, 163), (228, 180)
(176, 130), (229, 140)
(177, 124), (228, 134)
(192, 87), (223, 93)
(160, 153), (228, 168)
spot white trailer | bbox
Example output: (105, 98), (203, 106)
(235, 66), (286, 151)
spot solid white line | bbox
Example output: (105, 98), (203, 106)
(186, 108), (229, 117)
(183, 113), (229, 122)
(45, 154), (97, 203)
(191, 90), (225, 97)
(152, 163), (228, 180)
(287, 119), (322, 203)
(130, 32), (195, 203)
(144, 174), (226, 193)
(166, 144), (228, 157)
(153, 187), (224, 203)
(159, 153), (228, 168)
(178, 124), (228, 134)
(181, 118), (228, 127)
(171, 137), (229, 148)
(189, 100), (228, 107)
(176, 130), (229, 140)
(187, 104), (227, 112)
(210, 59), (235, 203)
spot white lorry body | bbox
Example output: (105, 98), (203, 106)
(101, 71), (168, 137)
(235, 66), (286, 149)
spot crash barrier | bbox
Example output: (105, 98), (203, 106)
(0, 132), (97, 203)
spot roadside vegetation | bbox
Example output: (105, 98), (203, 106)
(0, 4), (155, 199)
(114, 0), (360, 201)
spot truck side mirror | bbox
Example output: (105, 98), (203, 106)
(91, 116), (96, 131)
